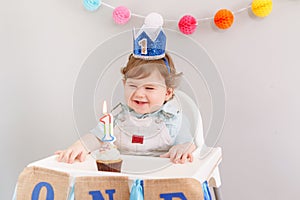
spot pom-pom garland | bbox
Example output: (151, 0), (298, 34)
(113, 6), (131, 24)
(83, 0), (101, 12)
(83, 0), (273, 35)
(251, 0), (273, 18)
(178, 15), (197, 35)
(214, 9), (234, 30)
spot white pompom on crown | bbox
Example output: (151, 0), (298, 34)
(144, 13), (164, 27)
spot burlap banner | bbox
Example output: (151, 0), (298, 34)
(15, 167), (205, 200)
(144, 178), (204, 200)
(15, 166), (71, 200)
(75, 176), (130, 200)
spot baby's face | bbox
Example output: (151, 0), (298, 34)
(124, 69), (173, 114)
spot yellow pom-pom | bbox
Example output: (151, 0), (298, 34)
(251, 0), (273, 18)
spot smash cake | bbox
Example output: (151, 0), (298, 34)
(94, 143), (123, 173)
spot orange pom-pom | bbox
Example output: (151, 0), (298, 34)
(214, 9), (234, 30)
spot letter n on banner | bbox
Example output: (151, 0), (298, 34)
(16, 166), (70, 200)
(75, 176), (130, 200)
(143, 178), (204, 200)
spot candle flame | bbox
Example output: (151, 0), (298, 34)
(102, 101), (107, 114)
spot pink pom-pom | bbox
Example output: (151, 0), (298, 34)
(178, 15), (197, 35)
(113, 6), (131, 25)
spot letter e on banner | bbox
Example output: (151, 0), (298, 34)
(144, 178), (204, 200)
(160, 192), (187, 200)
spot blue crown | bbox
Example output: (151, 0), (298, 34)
(133, 27), (166, 60)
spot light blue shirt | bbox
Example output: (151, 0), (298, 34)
(90, 98), (193, 145)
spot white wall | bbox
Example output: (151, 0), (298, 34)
(1, 0), (299, 199)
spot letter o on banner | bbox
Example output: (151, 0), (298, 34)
(31, 182), (54, 200)
(15, 167), (70, 200)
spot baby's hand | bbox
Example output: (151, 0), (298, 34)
(160, 142), (196, 164)
(55, 140), (88, 164)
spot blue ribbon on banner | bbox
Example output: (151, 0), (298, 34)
(130, 179), (144, 200)
(202, 181), (212, 200)
(12, 184), (17, 200)
(68, 178), (75, 200)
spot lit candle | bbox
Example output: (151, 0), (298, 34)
(99, 101), (115, 142)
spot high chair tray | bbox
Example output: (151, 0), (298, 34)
(28, 147), (221, 182)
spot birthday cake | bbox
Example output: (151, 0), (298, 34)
(94, 143), (123, 173)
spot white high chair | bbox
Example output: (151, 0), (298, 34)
(175, 90), (223, 200)
(14, 90), (223, 200)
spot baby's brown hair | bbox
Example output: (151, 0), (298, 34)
(121, 53), (182, 89)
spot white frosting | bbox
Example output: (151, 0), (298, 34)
(94, 146), (121, 161)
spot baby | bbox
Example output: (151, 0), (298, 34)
(56, 15), (196, 164)
(55, 53), (195, 164)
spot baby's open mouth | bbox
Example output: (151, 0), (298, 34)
(134, 100), (147, 105)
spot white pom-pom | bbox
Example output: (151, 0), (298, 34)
(144, 13), (164, 27)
